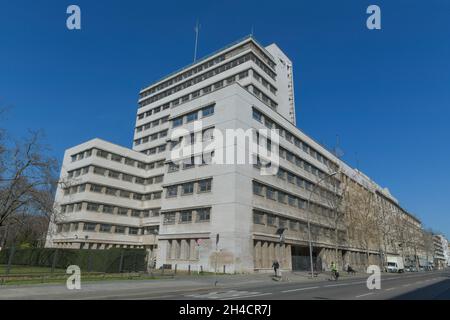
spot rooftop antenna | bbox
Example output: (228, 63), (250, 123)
(333, 134), (344, 159)
(250, 25), (254, 37)
(194, 20), (200, 62)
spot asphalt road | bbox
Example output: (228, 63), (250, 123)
(177, 270), (450, 300)
(0, 270), (449, 300)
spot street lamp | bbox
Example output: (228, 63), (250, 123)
(306, 171), (339, 278)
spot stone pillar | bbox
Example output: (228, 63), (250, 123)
(285, 244), (292, 270)
(254, 241), (262, 269)
(181, 239), (188, 260)
(190, 239), (197, 260)
(262, 242), (269, 268)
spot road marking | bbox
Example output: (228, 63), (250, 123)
(385, 287), (396, 291)
(221, 292), (272, 300)
(324, 283), (350, 287)
(282, 286), (319, 293)
(186, 290), (263, 300)
(402, 284), (410, 287)
(355, 292), (374, 298)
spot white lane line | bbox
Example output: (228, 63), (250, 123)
(221, 293), (272, 300)
(385, 287), (396, 291)
(282, 286), (320, 293)
(355, 292), (375, 298)
(402, 284), (410, 287)
(324, 283), (350, 288)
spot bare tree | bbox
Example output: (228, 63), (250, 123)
(0, 129), (60, 248)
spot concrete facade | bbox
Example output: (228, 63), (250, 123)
(46, 36), (423, 273)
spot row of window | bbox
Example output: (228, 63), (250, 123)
(137, 102), (170, 120)
(167, 151), (215, 172)
(252, 210), (342, 240)
(139, 143), (167, 156)
(247, 85), (278, 110)
(139, 40), (276, 99)
(163, 207), (211, 224)
(139, 52), (273, 108)
(165, 178), (212, 198)
(170, 127), (214, 150)
(57, 222), (155, 235)
(68, 165), (164, 186)
(64, 183), (163, 201)
(253, 158), (334, 200)
(137, 68), (247, 119)
(135, 115), (169, 134)
(253, 181), (336, 220)
(70, 148), (165, 171)
(253, 70), (277, 95)
(134, 129), (168, 146)
(252, 108), (339, 172)
(92, 165), (164, 185)
(61, 201), (160, 218)
(172, 104), (215, 128)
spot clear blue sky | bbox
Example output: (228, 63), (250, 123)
(1, 1), (449, 237)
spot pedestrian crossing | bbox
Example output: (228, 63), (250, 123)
(185, 290), (263, 300)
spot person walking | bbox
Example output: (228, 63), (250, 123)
(272, 260), (280, 277)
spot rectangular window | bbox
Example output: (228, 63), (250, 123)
(111, 154), (122, 162)
(131, 210), (141, 217)
(102, 205), (113, 214)
(108, 170), (120, 179)
(202, 105), (215, 117)
(288, 195), (296, 207)
(186, 111), (198, 123)
(97, 150), (108, 158)
(182, 182), (194, 195)
(179, 211), (192, 223)
(118, 208), (128, 216)
(90, 184), (103, 193)
(93, 167), (106, 175)
(266, 187), (276, 200)
(115, 226), (125, 234)
(105, 187), (117, 196)
(83, 223), (96, 232)
(163, 212), (176, 224)
(128, 227), (139, 235)
(197, 208), (211, 222)
(253, 182), (263, 196)
(172, 117), (183, 128)
(153, 191), (162, 199)
(100, 224), (111, 233)
(252, 109), (262, 122)
(253, 212), (264, 224)
(267, 215), (276, 226)
(120, 190), (131, 198)
(278, 192), (287, 204)
(122, 174), (133, 182)
(198, 179), (212, 193)
(166, 185), (178, 197)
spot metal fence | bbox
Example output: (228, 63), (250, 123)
(0, 247), (147, 275)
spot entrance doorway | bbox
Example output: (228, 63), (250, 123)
(291, 245), (322, 272)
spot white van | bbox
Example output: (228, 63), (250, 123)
(386, 256), (405, 273)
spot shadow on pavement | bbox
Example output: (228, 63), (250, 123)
(390, 274), (450, 300)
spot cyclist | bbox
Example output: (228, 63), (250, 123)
(330, 261), (339, 281)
